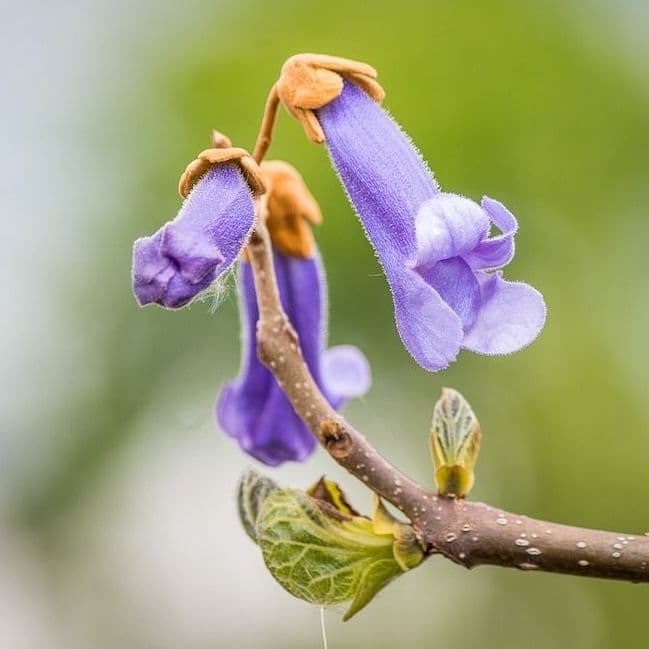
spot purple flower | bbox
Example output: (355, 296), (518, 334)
(316, 81), (546, 371)
(132, 163), (255, 309)
(217, 250), (370, 466)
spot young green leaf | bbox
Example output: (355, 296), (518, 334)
(430, 387), (482, 497)
(256, 487), (422, 620)
(372, 496), (424, 571)
(237, 469), (279, 542)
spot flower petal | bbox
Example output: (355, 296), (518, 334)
(322, 345), (371, 406)
(464, 197), (518, 270)
(318, 84), (481, 372)
(216, 261), (282, 459)
(277, 252), (326, 383)
(482, 196), (517, 233)
(412, 193), (490, 268)
(391, 268), (464, 372)
(131, 163), (254, 309)
(247, 386), (316, 465)
(161, 222), (222, 284)
(417, 256), (481, 330)
(131, 232), (174, 305)
(462, 273), (546, 355)
(174, 164), (255, 268)
(161, 270), (215, 309)
(318, 81), (439, 263)
(232, 259), (272, 393)
(132, 232), (214, 309)
(217, 255), (321, 465)
(217, 250), (370, 465)
(217, 380), (316, 466)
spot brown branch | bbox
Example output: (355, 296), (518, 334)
(245, 209), (649, 585)
(252, 83), (280, 163)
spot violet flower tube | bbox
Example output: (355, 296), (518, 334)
(132, 163), (255, 309)
(217, 252), (370, 466)
(217, 160), (370, 466)
(316, 81), (546, 371)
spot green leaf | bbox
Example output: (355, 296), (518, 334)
(430, 387), (482, 497)
(371, 496), (424, 571)
(237, 469), (279, 542)
(256, 487), (422, 620)
(392, 525), (425, 572)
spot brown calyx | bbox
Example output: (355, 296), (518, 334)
(177, 130), (266, 199)
(260, 160), (321, 258)
(276, 53), (385, 143)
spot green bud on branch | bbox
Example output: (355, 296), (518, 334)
(430, 388), (482, 498)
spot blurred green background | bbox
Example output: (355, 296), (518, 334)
(2, 0), (648, 647)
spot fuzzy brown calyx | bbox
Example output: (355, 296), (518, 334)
(178, 131), (266, 199)
(261, 160), (321, 258)
(276, 53), (385, 144)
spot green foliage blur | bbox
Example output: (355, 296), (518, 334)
(4, 0), (649, 647)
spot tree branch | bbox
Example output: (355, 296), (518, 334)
(245, 206), (649, 584)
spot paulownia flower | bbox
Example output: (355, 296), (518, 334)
(132, 141), (265, 308)
(131, 136), (370, 465)
(217, 161), (370, 465)
(272, 54), (546, 371)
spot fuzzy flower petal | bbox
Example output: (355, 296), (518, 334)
(316, 81), (545, 370)
(132, 164), (254, 309)
(391, 268), (464, 371)
(218, 382), (315, 466)
(132, 232), (178, 304)
(322, 345), (372, 405)
(217, 251), (371, 466)
(319, 81), (438, 262)
(463, 273), (546, 355)
(464, 197), (518, 270)
(417, 257), (481, 330)
(412, 193), (490, 268)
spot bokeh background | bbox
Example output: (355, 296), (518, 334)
(2, 0), (649, 647)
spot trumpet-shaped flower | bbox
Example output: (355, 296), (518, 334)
(217, 251), (370, 465)
(132, 151), (260, 309)
(313, 80), (546, 371)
